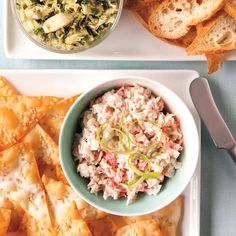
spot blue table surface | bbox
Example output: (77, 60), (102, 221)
(1, 2), (236, 236)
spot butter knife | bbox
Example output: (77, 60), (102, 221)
(190, 77), (236, 165)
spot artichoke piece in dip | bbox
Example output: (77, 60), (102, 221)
(43, 12), (73, 33)
(16, 0), (119, 51)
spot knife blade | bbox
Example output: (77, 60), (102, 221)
(190, 77), (236, 165)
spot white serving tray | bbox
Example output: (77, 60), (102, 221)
(4, 0), (224, 61)
(0, 69), (201, 236)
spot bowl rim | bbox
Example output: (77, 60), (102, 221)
(11, 0), (123, 54)
(59, 76), (200, 216)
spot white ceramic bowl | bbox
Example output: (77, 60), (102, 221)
(59, 76), (200, 216)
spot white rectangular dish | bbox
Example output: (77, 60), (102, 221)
(0, 69), (201, 236)
(3, 0), (217, 61)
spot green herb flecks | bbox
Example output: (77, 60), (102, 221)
(17, 0), (119, 51)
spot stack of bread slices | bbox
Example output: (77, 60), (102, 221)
(125, 0), (236, 73)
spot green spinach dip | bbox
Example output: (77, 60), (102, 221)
(16, 0), (119, 51)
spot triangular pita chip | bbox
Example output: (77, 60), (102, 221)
(42, 175), (91, 235)
(152, 196), (183, 236)
(42, 175), (106, 225)
(39, 95), (80, 144)
(0, 208), (11, 236)
(23, 124), (59, 169)
(23, 124), (68, 183)
(78, 203), (107, 223)
(109, 214), (153, 231)
(105, 197), (182, 236)
(0, 143), (51, 225)
(0, 76), (18, 96)
(0, 196), (24, 232)
(115, 219), (163, 236)
(87, 216), (117, 236)
(17, 213), (55, 236)
(57, 202), (92, 236)
(42, 175), (85, 226)
(0, 95), (61, 151)
(41, 163), (68, 184)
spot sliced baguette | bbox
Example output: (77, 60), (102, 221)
(125, 0), (161, 11)
(132, 5), (197, 48)
(205, 53), (227, 73)
(149, 0), (226, 39)
(166, 27), (197, 48)
(132, 4), (156, 29)
(225, 0), (236, 20)
(187, 11), (236, 55)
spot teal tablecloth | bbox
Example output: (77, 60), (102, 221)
(1, 2), (236, 236)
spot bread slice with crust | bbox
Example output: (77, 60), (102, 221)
(132, 5), (154, 29)
(187, 11), (236, 55)
(225, 0), (236, 20)
(148, 0), (226, 39)
(166, 27), (197, 48)
(131, 4), (197, 48)
(125, 0), (161, 12)
(205, 53), (227, 73)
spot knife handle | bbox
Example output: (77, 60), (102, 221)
(228, 145), (236, 165)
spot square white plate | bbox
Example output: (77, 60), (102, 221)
(0, 69), (201, 236)
(5, 0), (230, 61)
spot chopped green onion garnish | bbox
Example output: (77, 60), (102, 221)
(128, 153), (160, 179)
(96, 123), (134, 154)
(128, 177), (145, 190)
(96, 118), (161, 178)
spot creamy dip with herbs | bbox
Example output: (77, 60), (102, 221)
(16, 0), (119, 51)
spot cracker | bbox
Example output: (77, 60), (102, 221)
(17, 213), (55, 236)
(115, 219), (163, 236)
(0, 76), (18, 96)
(152, 196), (183, 236)
(0, 208), (11, 236)
(39, 95), (80, 144)
(0, 143), (51, 225)
(0, 95), (61, 151)
(0, 197), (24, 232)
